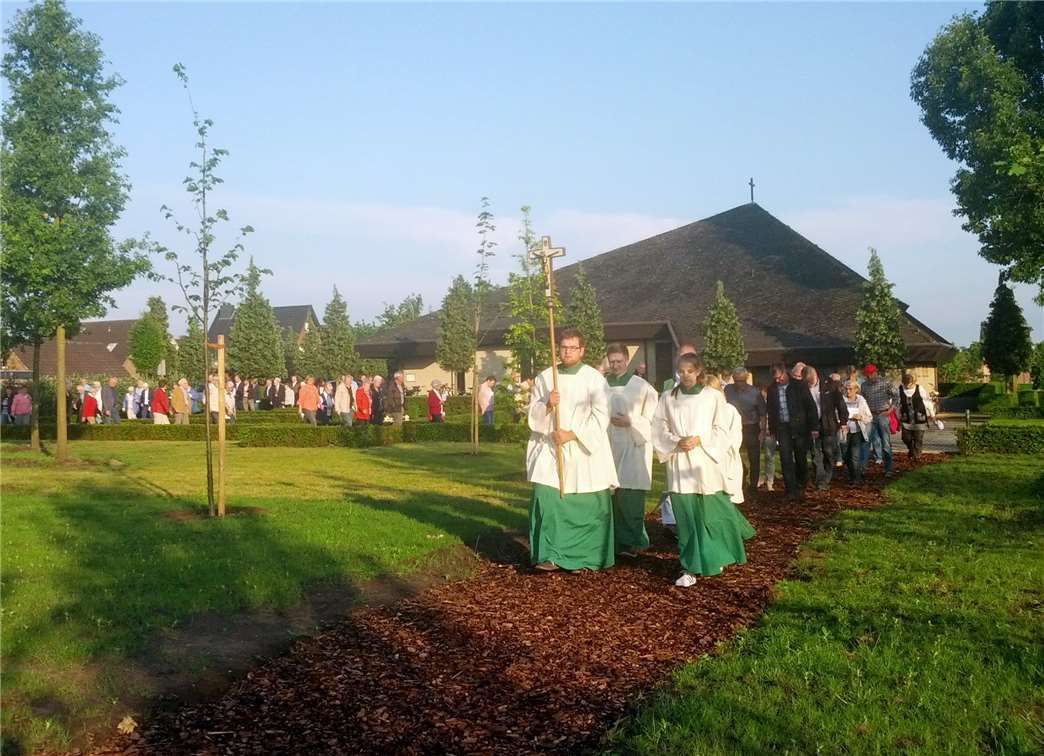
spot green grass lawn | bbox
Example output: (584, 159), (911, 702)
(608, 454), (1044, 755)
(1, 440), (530, 752)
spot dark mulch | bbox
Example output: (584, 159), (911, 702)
(92, 457), (942, 755)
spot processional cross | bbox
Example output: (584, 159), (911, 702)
(749, 177), (755, 203)
(529, 235), (567, 496)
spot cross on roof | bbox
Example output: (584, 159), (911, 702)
(749, 177), (755, 203)
(529, 235), (566, 261)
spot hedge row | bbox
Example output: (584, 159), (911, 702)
(956, 425), (1044, 455)
(0, 421), (531, 447)
(989, 405), (1044, 419)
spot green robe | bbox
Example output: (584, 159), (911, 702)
(612, 488), (650, 552)
(529, 483), (615, 570)
(671, 491), (755, 576)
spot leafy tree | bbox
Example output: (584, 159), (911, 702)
(227, 258), (285, 379)
(0, 0), (148, 452)
(177, 316), (208, 385)
(701, 281), (747, 376)
(853, 248), (906, 371)
(469, 197), (499, 448)
(320, 286), (358, 376)
(436, 275), (476, 377)
(377, 293), (424, 330)
(504, 205), (555, 378)
(129, 312), (167, 379)
(563, 265), (606, 368)
(938, 341), (985, 383)
(296, 323), (324, 378)
(981, 275), (1033, 389)
(911, 2), (1044, 303)
(145, 295), (178, 376)
(147, 64), (254, 517)
(1029, 341), (1044, 390)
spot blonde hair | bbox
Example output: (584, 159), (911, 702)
(704, 374), (722, 390)
(846, 379), (861, 393)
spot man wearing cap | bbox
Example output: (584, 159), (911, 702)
(860, 363), (898, 477)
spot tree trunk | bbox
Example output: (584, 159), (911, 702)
(56, 325), (68, 461)
(30, 340), (41, 451)
(471, 365), (479, 454)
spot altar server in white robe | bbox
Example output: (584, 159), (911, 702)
(604, 343), (658, 556)
(527, 328), (619, 571)
(652, 353), (755, 587)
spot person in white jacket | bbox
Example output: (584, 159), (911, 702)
(527, 328), (619, 572)
(652, 354), (755, 587)
(604, 343), (658, 556)
(704, 374), (745, 505)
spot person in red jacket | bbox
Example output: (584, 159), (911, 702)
(427, 380), (446, 423)
(82, 385), (99, 424)
(354, 376), (372, 422)
(151, 379), (171, 424)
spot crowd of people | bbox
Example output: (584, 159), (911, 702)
(522, 331), (939, 586)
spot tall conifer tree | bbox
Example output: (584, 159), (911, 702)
(177, 317), (207, 385)
(701, 281), (747, 375)
(505, 205), (554, 378)
(854, 248), (906, 370)
(297, 323), (323, 377)
(436, 275), (476, 378)
(227, 259), (284, 378)
(564, 265), (606, 367)
(981, 275), (1032, 388)
(320, 286), (358, 376)
(129, 311), (167, 379)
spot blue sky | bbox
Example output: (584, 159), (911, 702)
(4, 1), (1041, 345)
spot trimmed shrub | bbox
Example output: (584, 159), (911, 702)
(956, 425), (1044, 455)
(1017, 390), (1040, 407)
(989, 405), (1044, 419)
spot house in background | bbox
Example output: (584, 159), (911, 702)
(3, 319), (142, 380)
(207, 304), (321, 370)
(357, 203), (957, 392)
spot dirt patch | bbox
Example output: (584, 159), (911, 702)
(89, 456), (944, 755)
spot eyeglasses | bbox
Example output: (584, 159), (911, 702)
(559, 345), (582, 352)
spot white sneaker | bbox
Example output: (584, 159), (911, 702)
(766, 483), (774, 491)
(674, 573), (698, 588)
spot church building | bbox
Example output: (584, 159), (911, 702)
(357, 203), (956, 391)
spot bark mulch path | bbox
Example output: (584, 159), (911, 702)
(95, 457), (940, 755)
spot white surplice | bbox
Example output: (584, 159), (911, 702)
(606, 374), (659, 490)
(527, 363), (619, 494)
(652, 387), (740, 500)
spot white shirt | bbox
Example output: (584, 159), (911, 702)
(652, 386), (738, 499)
(527, 363), (618, 494)
(605, 374), (658, 490)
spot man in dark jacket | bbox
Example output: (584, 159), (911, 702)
(766, 362), (818, 501)
(101, 376), (121, 425)
(809, 372), (849, 490)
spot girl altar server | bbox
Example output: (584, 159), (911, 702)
(652, 354), (755, 587)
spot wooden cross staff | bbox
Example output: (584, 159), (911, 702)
(529, 236), (567, 496)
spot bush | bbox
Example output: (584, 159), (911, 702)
(0, 423), (207, 442)
(989, 405), (1044, 419)
(1017, 390), (1040, 407)
(956, 425), (1044, 455)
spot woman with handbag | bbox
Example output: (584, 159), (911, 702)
(898, 373), (935, 461)
(842, 379), (873, 485)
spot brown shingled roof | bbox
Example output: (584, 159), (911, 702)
(357, 203), (955, 365)
(6, 319), (139, 378)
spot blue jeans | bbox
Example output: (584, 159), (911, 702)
(483, 407), (495, 426)
(845, 433), (867, 483)
(860, 415), (893, 473)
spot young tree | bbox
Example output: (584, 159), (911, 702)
(938, 341), (985, 383)
(701, 281), (747, 376)
(911, 2), (1044, 303)
(853, 248), (906, 371)
(320, 286), (358, 376)
(0, 0), (147, 454)
(129, 311), (168, 379)
(563, 265), (606, 368)
(504, 205), (554, 378)
(177, 317), (207, 385)
(981, 275), (1033, 390)
(469, 197), (498, 448)
(227, 258), (285, 379)
(148, 64), (254, 517)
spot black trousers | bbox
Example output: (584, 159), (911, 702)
(741, 424), (761, 489)
(776, 423), (811, 497)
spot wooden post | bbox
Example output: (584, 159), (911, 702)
(216, 335), (226, 517)
(56, 325), (68, 461)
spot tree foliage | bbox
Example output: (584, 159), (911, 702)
(0, 0), (147, 447)
(563, 265), (606, 368)
(938, 341), (985, 383)
(227, 258), (285, 378)
(981, 276), (1033, 383)
(701, 281), (747, 376)
(1029, 341), (1044, 389)
(504, 205), (555, 378)
(296, 322), (324, 378)
(129, 312), (168, 379)
(320, 286), (358, 376)
(282, 328), (300, 377)
(436, 275), (476, 374)
(145, 295), (177, 376)
(177, 317), (207, 385)
(911, 2), (1044, 302)
(853, 249), (907, 371)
